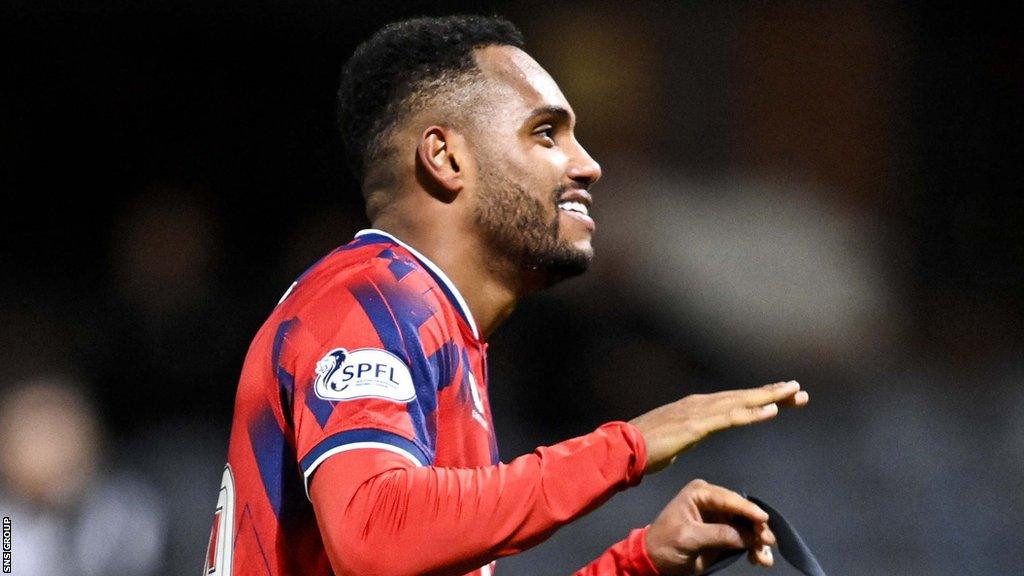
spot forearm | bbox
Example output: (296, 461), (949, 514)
(311, 421), (646, 576)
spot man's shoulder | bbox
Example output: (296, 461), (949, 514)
(274, 237), (450, 328)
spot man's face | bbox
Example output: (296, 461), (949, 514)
(468, 46), (602, 284)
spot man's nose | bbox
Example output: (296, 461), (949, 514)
(567, 143), (602, 186)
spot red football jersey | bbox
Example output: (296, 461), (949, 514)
(205, 229), (498, 576)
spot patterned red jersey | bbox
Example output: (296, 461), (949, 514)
(205, 229), (498, 576)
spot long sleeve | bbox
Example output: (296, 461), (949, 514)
(571, 527), (661, 576)
(309, 421), (647, 576)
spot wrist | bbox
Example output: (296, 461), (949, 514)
(633, 526), (663, 575)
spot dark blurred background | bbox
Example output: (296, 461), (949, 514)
(1, 1), (1020, 574)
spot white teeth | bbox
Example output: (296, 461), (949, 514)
(558, 201), (589, 216)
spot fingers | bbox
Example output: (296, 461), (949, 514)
(778, 389), (810, 408)
(703, 381), (809, 435)
(724, 402), (779, 429)
(648, 479), (778, 574)
(690, 522), (751, 550)
(687, 480), (777, 562)
(754, 521), (776, 547)
(734, 380), (802, 409)
(691, 522), (774, 569)
(690, 520), (773, 548)
(747, 545), (774, 567)
(689, 480), (769, 525)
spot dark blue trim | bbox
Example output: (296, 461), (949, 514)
(300, 428), (431, 474)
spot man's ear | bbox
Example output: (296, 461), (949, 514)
(416, 126), (464, 201)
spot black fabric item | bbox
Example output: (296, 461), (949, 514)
(694, 495), (827, 576)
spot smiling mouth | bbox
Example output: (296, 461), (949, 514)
(556, 187), (595, 231)
(557, 200), (589, 216)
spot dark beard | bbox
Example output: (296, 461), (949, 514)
(474, 174), (592, 285)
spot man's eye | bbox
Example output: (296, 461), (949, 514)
(533, 125), (555, 144)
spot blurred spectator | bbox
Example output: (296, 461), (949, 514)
(0, 376), (165, 576)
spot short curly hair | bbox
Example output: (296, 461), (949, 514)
(337, 14), (524, 192)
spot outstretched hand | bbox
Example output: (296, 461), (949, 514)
(629, 380), (808, 474)
(645, 479), (776, 575)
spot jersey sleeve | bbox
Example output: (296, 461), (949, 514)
(283, 263), (452, 495)
(309, 421), (649, 576)
(571, 528), (661, 576)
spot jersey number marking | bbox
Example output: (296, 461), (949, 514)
(204, 465), (236, 576)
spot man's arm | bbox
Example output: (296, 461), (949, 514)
(309, 382), (806, 576)
(311, 421), (645, 576)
